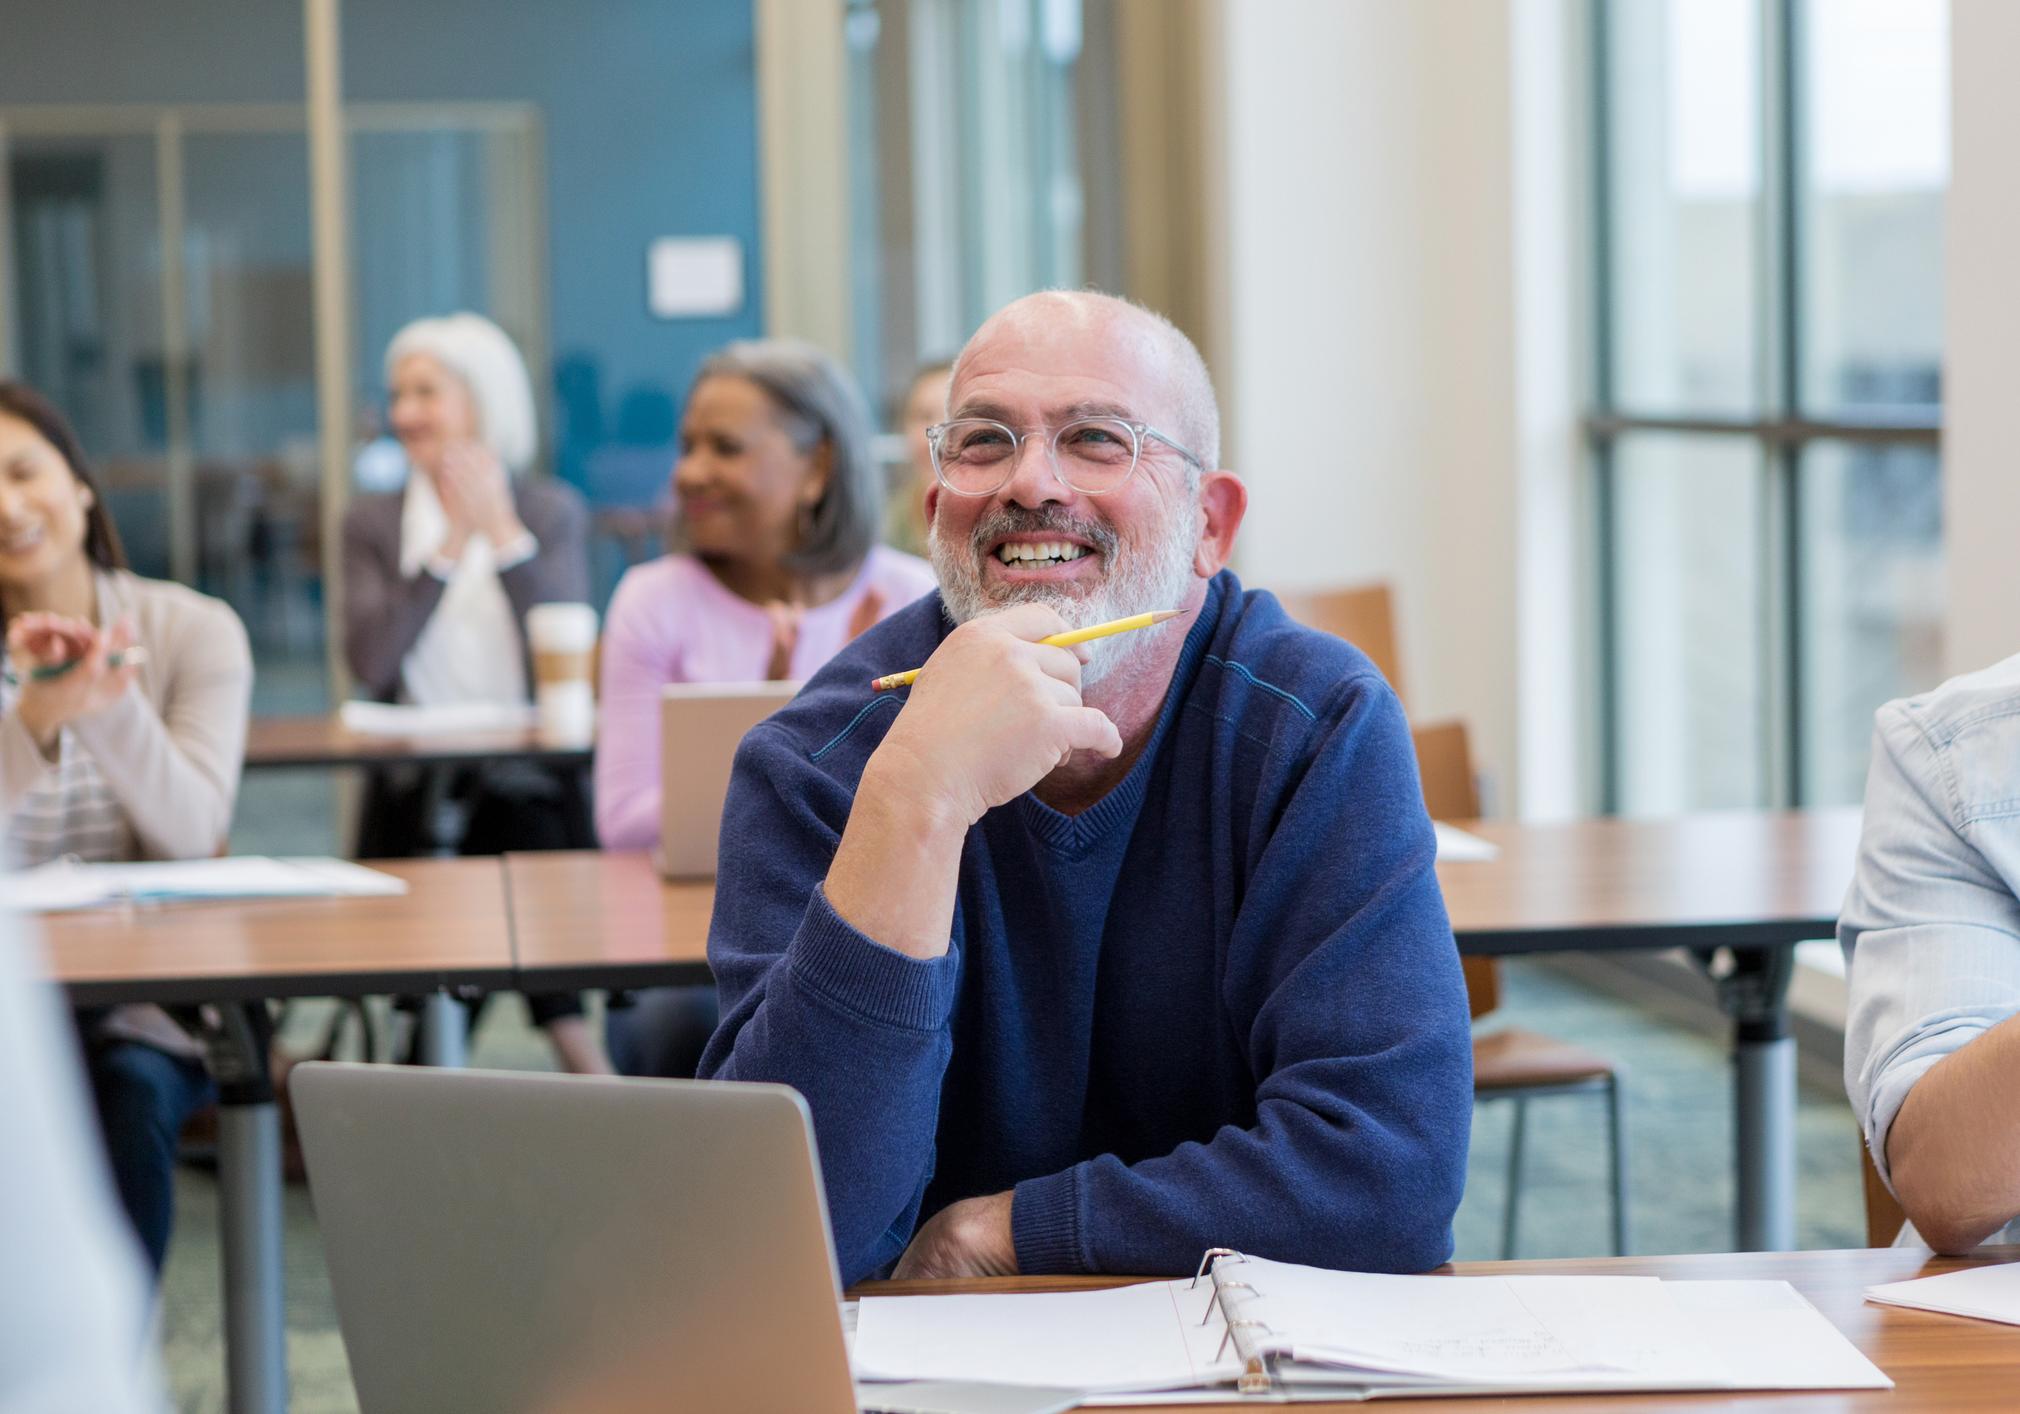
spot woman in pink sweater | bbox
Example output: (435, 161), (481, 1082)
(595, 340), (934, 851)
(596, 341), (932, 1077)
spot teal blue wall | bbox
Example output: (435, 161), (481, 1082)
(2, 0), (764, 504)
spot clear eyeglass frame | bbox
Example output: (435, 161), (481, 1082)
(925, 416), (1206, 497)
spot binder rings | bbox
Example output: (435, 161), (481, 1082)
(852, 1249), (1894, 1402)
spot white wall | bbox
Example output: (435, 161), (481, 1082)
(1944, 0), (2020, 675)
(1203, 0), (1583, 816)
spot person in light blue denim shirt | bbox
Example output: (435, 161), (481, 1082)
(1843, 652), (2020, 1252)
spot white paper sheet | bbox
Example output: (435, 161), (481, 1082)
(1866, 1260), (2020, 1326)
(855, 1282), (1236, 1392)
(853, 1259), (1891, 1401)
(1432, 822), (1499, 861)
(1671, 1280), (1891, 1390)
(855, 1381), (1085, 1414)
(2, 857), (408, 913)
(338, 700), (537, 736)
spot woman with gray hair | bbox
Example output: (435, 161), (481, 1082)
(343, 312), (607, 1072)
(597, 340), (932, 1074)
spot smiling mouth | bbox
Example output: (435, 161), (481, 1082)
(993, 540), (1091, 568)
(0, 528), (44, 554)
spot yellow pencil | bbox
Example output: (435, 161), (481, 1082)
(870, 609), (1186, 692)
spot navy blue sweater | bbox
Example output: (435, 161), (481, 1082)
(699, 571), (1473, 1286)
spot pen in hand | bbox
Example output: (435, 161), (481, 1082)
(12, 646), (149, 684)
(871, 610), (1185, 692)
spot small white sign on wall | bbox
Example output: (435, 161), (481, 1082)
(647, 237), (744, 318)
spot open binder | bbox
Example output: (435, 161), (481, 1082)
(852, 1248), (1893, 1403)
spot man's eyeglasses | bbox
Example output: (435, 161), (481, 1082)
(926, 417), (1205, 498)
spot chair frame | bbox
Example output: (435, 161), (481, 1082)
(1477, 1073), (1630, 1260)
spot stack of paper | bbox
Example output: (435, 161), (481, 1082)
(1867, 1261), (2020, 1326)
(853, 1256), (1890, 1402)
(1, 857), (408, 913)
(1431, 822), (1500, 862)
(339, 700), (538, 736)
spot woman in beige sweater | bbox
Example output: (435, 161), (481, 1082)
(0, 381), (252, 1274)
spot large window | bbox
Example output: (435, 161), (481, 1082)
(1591, 0), (1946, 813)
(846, 0), (1119, 421)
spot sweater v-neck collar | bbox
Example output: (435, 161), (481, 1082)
(1013, 576), (1224, 855)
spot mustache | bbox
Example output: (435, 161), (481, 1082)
(968, 505), (1119, 558)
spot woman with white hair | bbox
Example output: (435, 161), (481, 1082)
(342, 312), (606, 1071)
(345, 312), (585, 712)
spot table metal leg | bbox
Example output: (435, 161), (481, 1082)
(1703, 944), (1799, 1251)
(1734, 1029), (1797, 1251)
(420, 990), (468, 1067)
(202, 1004), (288, 1414)
(219, 1101), (287, 1414)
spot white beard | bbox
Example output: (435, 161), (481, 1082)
(931, 501), (1200, 689)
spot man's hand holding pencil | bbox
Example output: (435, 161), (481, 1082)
(869, 602), (1125, 831)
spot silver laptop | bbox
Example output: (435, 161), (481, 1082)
(655, 681), (800, 878)
(294, 1064), (856, 1414)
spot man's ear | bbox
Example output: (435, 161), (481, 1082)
(1192, 470), (1246, 577)
(923, 480), (942, 529)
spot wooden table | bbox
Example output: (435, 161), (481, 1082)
(505, 810), (1867, 1254)
(40, 857), (514, 1414)
(244, 713), (590, 771)
(861, 1246), (2020, 1410)
(504, 850), (713, 990)
(1439, 809), (1864, 1255)
(48, 857), (517, 1006)
(1438, 809), (1862, 954)
(504, 808), (1865, 984)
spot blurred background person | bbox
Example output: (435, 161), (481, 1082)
(595, 339), (933, 1076)
(0, 906), (168, 1413)
(341, 312), (608, 1074)
(884, 359), (953, 557)
(0, 381), (252, 1276)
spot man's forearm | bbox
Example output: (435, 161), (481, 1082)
(825, 750), (969, 960)
(1886, 1009), (2020, 1251)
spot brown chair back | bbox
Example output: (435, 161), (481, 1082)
(1411, 718), (1497, 1020)
(1862, 1142), (1907, 1247)
(1274, 583), (1406, 707)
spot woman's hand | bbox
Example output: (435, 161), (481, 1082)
(436, 441), (527, 557)
(763, 599), (805, 681)
(8, 613), (139, 751)
(845, 587), (885, 643)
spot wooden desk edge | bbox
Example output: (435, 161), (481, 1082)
(63, 963), (518, 1008)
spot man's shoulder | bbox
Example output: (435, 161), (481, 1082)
(1190, 575), (1399, 740)
(1888, 651), (2020, 746)
(1878, 652), (2020, 820)
(748, 591), (948, 775)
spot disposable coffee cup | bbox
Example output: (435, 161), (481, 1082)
(525, 602), (599, 746)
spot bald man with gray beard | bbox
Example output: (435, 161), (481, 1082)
(698, 292), (1473, 1286)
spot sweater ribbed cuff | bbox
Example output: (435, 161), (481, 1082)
(67, 689), (156, 783)
(1011, 1167), (1084, 1274)
(787, 885), (958, 1032)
